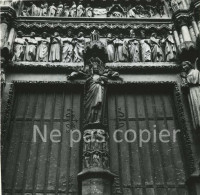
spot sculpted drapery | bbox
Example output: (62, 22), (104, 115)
(25, 32), (37, 61)
(74, 32), (85, 62)
(62, 31), (73, 62)
(182, 61), (200, 129)
(36, 32), (49, 62)
(106, 33), (115, 62)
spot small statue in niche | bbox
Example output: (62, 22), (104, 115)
(36, 32), (49, 62)
(40, 2), (48, 16)
(12, 31), (26, 61)
(114, 33), (129, 62)
(48, 3), (57, 16)
(85, 4), (93, 17)
(25, 32), (37, 61)
(63, 4), (70, 17)
(92, 152), (101, 167)
(62, 30), (74, 62)
(77, 1), (85, 17)
(73, 32), (85, 62)
(162, 31), (177, 62)
(181, 60), (200, 129)
(56, 2), (64, 17)
(70, 1), (77, 17)
(106, 33), (115, 62)
(49, 32), (62, 62)
(127, 6), (136, 18)
(84, 153), (90, 168)
(157, 1), (165, 17)
(149, 32), (164, 62)
(140, 30), (151, 62)
(128, 29), (140, 62)
(102, 154), (109, 168)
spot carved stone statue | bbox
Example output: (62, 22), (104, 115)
(114, 33), (128, 62)
(128, 30), (140, 62)
(77, 1), (84, 17)
(73, 32), (85, 62)
(85, 4), (93, 17)
(63, 4), (70, 17)
(181, 61), (200, 129)
(106, 33), (115, 62)
(12, 31), (26, 61)
(56, 2), (64, 17)
(29, 2), (39, 16)
(25, 32), (37, 61)
(62, 31), (74, 62)
(92, 152), (101, 167)
(127, 7), (136, 18)
(162, 32), (177, 62)
(21, 6), (30, 16)
(36, 32), (49, 62)
(49, 32), (62, 62)
(40, 2), (48, 16)
(48, 3), (57, 16)
(150, 32), (164, 62)
(140, 30), (151, 62)
(70, 1), (77, 17)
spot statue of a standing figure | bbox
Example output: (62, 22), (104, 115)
(29, 2), (39, 16)
(162, 32), (177, 62)
(56, 2), (64, 17)
(73, 32), (85, 62)
(114, 33), (129, 62)
(140, 30), (151, 62)
(40, 2), (48, 16)
(25, 32), (37, 61)
(49, 32), (62, 62)
(62, 31), (74, 62)
(36, 32), (49, 62)
(12, 31), (26, 61)
(106, 33), (115, 62)
(48, 3), (57, 16)
(150, 32), (164, 62)
(86, 4), (93, 17)
(181, 61), (200, 129)
(77, 1), (84, 17)
(63, 4), (70, 17)
(70, 1), (77, 17)
(128, 29), (140, 62)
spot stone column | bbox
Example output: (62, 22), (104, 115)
(181, 25), (192, 42)
(173, 28), (181, 47)
(189, 26), (197, 42)
(6, 27), (16, 51)
(179, 32), (184, 43)
(191, 19), (200, 37)
(0, 22), (8, 49)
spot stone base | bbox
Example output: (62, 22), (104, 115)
(78, 167), (116, 195)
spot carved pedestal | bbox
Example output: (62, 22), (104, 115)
(78, 128), (115, 195)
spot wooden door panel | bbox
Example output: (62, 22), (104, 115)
(3, 88), (82, 195)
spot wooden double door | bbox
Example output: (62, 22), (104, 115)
(2, 86), (189, 195)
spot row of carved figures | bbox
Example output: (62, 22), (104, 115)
(21, 1), (166, 18)
(13, 30), (177, 63)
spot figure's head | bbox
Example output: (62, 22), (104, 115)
(119, 33), (124, 39)
(151, 32), (157, 38)
(107, 33), (112, 38)
(30, 32), (35, 38)
(140, 29), (145, 38)
(17, 30), (23, 37)
(68, 30), (72, 37)
(54, 32), (59, 37)
(182, 61), (193, 73)
(42, 32), (47, 38)
(130, 29), (135, 38)
(44, 2), (48, 7)
(87, 3), (90, 7)
(52, 3), (55, 6)
(78, 32), (84, 37)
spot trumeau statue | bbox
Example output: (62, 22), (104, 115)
(12, 31), (26, 61)
(62, 31), (74, 62)
(25, 32), (37, 61)
(114, 33), (129, 62)
(49, 32), (62, 62)
(36, 32), (49, 62)
(140, 30), (151, 62)
(128, 29), (140, 62)
(106, 33), (115, 62)
(181, 61), (200, 129)
(150, 32), (164, 62)
(73, 32), (85, 62)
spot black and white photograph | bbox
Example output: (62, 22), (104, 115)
(0, 0), (200, 194)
